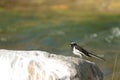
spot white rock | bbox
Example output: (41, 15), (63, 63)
(0, 49), (103, 80)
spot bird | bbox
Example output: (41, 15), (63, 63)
(70, 42), (105, 61)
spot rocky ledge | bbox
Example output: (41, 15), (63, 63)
(0, 49), (103, 80)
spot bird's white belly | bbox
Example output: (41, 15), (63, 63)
(73, 47), (83, 57)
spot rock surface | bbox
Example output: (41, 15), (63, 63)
(0, 49), (103, 80)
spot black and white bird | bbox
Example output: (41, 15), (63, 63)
(70, 42), (105, 61)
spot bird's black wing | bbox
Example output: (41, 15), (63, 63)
(75, 45), (92, 57)
(75, 45), (105, 61)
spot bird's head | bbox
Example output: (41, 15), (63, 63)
(70, 42), (77, 46)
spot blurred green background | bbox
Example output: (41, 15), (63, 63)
(0, 0), (120, 80)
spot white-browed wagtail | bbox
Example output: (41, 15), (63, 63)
(70, 42), (105, 61)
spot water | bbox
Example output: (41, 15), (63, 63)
(0, 10), (120, 80)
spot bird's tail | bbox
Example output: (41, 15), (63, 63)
(89, 53), (105, 61)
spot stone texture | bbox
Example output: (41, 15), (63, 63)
(0, 49), (103, 80)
